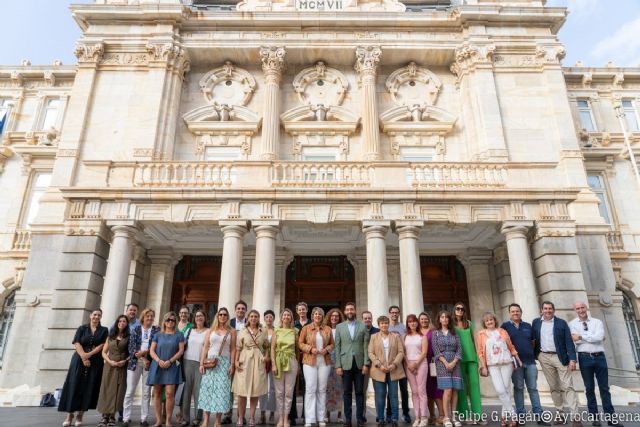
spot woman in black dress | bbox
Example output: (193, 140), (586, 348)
(58, 308), (109, 426)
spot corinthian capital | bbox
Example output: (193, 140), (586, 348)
(260, 46), (286, 76)
(74, 42), (105, 64)
(354, 46), (382, 75)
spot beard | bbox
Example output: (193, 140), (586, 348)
(346, 312), (355, 321)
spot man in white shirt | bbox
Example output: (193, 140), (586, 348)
(569, 302), (623, 427)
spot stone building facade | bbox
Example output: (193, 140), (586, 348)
(0, 0), (639, 393)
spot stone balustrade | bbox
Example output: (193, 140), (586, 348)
(271, 162), (372, 187)
(12, 229), (32, 251)
(134, 162), (235, 188)
(96, 160), (519, 190)
(410, 163), (507, 189)
(606, 230), (625, 252)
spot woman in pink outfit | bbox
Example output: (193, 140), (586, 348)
(404, 314), (429, 427)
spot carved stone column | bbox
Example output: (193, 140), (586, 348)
(395, 222), (424, 317)
(218, 221), (248, 311)
(102, 224), (138, 326)
(259, 47), (286, 161)
(252, 222), (279, 315)
(363, 222), (390, 319)
(355, 46), (382, 161)
(501, 221), (539, 320)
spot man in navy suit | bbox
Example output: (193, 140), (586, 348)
(532, 301), (581, 427)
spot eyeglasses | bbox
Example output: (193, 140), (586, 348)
(455, 307), (465, 312)
(582, 321), (588, 331)
(219, 313), (229, 317)
(390, 311), (400, 315)
(166, 318), (176, 323)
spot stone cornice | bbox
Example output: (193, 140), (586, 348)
(70, 3), (189, 31)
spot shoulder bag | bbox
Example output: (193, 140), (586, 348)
(203, 331), (230, 369)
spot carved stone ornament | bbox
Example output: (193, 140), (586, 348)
(450, 43), (495, 78)
(237, 0), (405, 12)
(386, 62), (442, 108)
(199, 61), (257, 107)
(74, 42), (105, 63)
(354, 46), (382, 75)
(260, 46), (286, 76)
(292, 61), (349, 108)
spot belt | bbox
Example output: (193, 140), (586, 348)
(579, 351), (604, 357)
(541, 351), (556, 354)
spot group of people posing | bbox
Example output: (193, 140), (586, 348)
(56, 299), (623, 427)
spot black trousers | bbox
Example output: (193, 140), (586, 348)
(386, 377), (410, 419)
(342, 358), (366, 424)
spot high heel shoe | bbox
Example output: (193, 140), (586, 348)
(63, 414), (74, 427)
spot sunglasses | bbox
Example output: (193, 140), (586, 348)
(582, 321), (588, 331)
(165, 318), (176, 323)
(455, 307), (465, 311)
(219, 313), (229, 317)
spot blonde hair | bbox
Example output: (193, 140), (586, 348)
(481, 312), (499, 329)
(160, 311), (178, 333)
(212, 307), (232, 332)
(139, 308), (155, 323)
(311, 306), (325, 321)
(279, 308), (295, 329)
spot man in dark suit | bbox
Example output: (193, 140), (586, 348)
(335, 302), (370, 427)
(532, 301), (581, 427)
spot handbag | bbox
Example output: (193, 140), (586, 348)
(204, 331), (230, 369)
(429, 358), (437, 377)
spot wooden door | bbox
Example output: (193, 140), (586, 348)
(171, 255), (222, 323)
(285, 256), (355, 314)
(421, 256), (469, 323)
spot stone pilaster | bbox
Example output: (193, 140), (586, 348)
(363, 221), (390, 320)
(530, 222), (588, 317)
(259, 47), (286, 161)
(38, 222), (110, 391)
(252, 221), (279, 315)
(501, 221), (540, 320)
(146, 249), (181, 317)
(101, 224), (138, 326)
(463, 249), (495, 327)
(492, 243), (514, 319)
(355, 46), (382, 161)
(451, 42), (508, 161)
(125, 244), (147, 308)
(218, 221), (248, 312)
(576, 231), (637, 381)
(395, 221), (424, 317)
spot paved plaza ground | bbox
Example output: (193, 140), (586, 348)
(1, 405), (639, 427)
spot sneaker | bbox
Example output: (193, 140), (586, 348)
(404, 416), (412, 424)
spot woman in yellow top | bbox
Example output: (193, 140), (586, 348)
(233, 309), (270, 427)
(271, 308), (299, 427)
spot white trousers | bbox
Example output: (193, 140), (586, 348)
(123, 362), (151, 422)
(303, 356), (332, 424)
(488, 364), (515, 417)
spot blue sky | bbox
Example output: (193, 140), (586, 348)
(0, 0), (639, 67)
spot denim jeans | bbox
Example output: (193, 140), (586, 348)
(511, 363), (543, 415)
(386, 377), (410, 419)
(374, 374), (399, 423)
(578, 353), (614, 415)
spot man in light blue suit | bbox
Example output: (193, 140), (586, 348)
(334, 302), (370, 427)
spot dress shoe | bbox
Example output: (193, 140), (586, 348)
(537, 422), (552, 426)
(343, 422), (352, 427)
(607, 422), (623, 427)
(378, 423), (386, 427)
(404, 416), (413, 424)
(571, 422), (583, 427)
(222, 417), (233, 425)
(393, 423), (399, 427)
(592, 422), (602, 427)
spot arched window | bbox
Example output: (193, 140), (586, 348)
(621, 292), (640, 370)
(0, 290), (17, 366)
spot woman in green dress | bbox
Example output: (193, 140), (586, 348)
(271, 308), (299, 427)
(453, 302), (485, 425)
